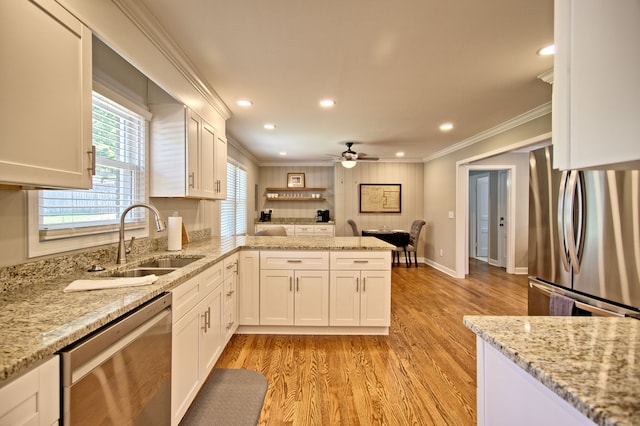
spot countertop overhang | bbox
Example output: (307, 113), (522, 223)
(0, 236), (392, 383)
(464, 315), (640, 426)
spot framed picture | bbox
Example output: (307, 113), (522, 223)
(360, 184), (401, 213)
(287, 173), (306, 188)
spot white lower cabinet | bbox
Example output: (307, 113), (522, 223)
(259, 251), (330, 326)
(238, 250), (260, 325)
(171, 263), (224, 426)
(0, 356), (59, 426)
(477, 338), (595, 426)
(329, 251), (391, 327)
(222, 254), (239, 342)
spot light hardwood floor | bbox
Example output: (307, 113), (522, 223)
(214, 259), (529, 425)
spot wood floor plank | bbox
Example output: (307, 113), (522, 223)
(214, 259), (528, 425)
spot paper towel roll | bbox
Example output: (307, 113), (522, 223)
(167, 216), (182, 251)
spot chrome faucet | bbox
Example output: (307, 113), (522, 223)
(116, 203), (166, 265)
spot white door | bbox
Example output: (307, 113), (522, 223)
(497, 170), (509, 268)
(294, 270), (329, 326)
(476, 176), (490, 258)
(259, 270), (294, 325)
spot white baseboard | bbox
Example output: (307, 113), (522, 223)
(488, 258), (500, 267)
(424, 259), (457, 278)
(514, 266), (529, 275)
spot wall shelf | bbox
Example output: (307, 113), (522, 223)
(265, 187), (326, 201)
(266, 187), (326, 191)
(268, 197), (326, 201)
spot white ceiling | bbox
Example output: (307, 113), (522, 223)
(136, 0), (554, 164)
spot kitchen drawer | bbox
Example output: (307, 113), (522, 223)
(314, 225), (335, 236)
(223, 254), (238, 280)
(330, 251), (391, 270)
(172, 263), (222, 322)
(260, 251), (329, 270)
(201, 262), (223, 295)
(223, 278), (235, 313)
(294, 225), (314, 236)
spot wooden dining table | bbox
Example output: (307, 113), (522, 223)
(362, 229), (411, 267)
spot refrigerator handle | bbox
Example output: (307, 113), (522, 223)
(557, 170), (571, 273)
(566, 171), (582, 274)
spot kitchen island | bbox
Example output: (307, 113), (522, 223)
(464, 315), (640, 426)
(0, 236), (392, 384)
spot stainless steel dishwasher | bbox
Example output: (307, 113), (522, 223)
(60, 293), (172, 425)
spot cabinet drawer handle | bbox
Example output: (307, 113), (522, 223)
(356, 277), (359, 292)
(354, 260), (369, 264)
(189, 172), (195, 188)
(296, 277), (299, 292)
(287, 259), (303, 263)
(289, 276), (293, 291)
(363, 277), (366, 292)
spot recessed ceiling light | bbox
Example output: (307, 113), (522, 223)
(440, 122), (454, 132)
(236, 99), (253, 107)
(279, 152), (287, 156)
(396, 152), (405, 157)
(319, 99), (336, 108)
(264, 123), (276, 130)
(537, 44), (555, 56)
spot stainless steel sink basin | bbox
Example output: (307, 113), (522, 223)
(137, 256), (204, 269)
(109, 268), (177, 277)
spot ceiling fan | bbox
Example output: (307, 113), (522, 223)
(339, 142), (379, 168)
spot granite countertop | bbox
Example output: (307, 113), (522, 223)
(0, 236), (392, 384)
(464, 315), (640, 426)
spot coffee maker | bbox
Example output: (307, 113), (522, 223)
(260, 209), (272, 222)
(316, 210), (330, 222)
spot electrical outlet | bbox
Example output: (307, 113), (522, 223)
(439, 249), (444, 257)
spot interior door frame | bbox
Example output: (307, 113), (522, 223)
(462, 165), (515, 275)
(454, 133), (552, 278)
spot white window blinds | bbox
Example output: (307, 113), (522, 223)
(221, 160), (247, 237)
(39, 91), (146, 239)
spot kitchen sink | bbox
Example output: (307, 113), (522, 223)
(137, 256), (205, 269)
(109, 268), (177, 277)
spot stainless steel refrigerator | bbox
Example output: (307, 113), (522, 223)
(528, 146), (640, 317)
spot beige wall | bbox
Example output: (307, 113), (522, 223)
(334, 162), (425, 255)
(423, 114), (551, 275)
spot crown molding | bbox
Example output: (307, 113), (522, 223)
(423, 102), (552, 162)
(537, 68), (554, 85)
(227, 136), (260, 165)
(112, 0), (231, 120)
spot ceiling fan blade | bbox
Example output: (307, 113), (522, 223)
(358, 155), (379, 161)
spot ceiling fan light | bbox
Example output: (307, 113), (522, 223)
(341, 160), (357, 169)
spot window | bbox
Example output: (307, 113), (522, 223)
(221, 160), (247, 237)
(28, 84), (150, 256)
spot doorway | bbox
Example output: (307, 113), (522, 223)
(468, 170), (509, 267)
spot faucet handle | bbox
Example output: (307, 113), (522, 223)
(126, 236), (136, 254)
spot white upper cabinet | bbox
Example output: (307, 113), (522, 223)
(149, 104), (226, 199)
(553, 0), (640, 170)
(0, 0), (93, 189)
